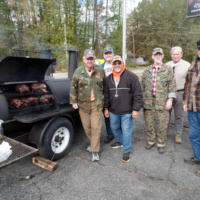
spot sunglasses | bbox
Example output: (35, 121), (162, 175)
(113, 61), (122, 65)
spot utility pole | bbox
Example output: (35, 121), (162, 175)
(122, 0), (126, 64)
(132, 17), (136, 68)
(64, 24), (68, 72)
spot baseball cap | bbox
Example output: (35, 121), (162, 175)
(84, 49), (96, 59)
(103, 47), (114, 54)
(197, 40), (200, 48)
(152, 48), (163, 55)
(112, 55), (123, 64)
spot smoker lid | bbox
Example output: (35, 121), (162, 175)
(0, 56), (56, 84)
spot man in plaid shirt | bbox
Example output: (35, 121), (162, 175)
(183, 40), (200, 167)
(141, 48), (176, 154)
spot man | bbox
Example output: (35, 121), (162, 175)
(104, 55), (143, 162)
(101, 47), (115, 143)
(166, 47), (190, 144)
(70, 49), (105, 162)
(183, 40), (200, 168)
(141, 48), (176, 154)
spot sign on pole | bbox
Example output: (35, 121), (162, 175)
(187, 0), (200, 18)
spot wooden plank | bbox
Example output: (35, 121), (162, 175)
(32, 156), (58, 172)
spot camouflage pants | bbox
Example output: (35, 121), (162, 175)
(143, 99), (169, 147)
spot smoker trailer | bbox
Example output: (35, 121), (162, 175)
(0, 51), (79, 165)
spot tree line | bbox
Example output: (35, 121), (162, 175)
(0, 0), (199, 70)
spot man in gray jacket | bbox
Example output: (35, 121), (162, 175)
(166, 46), (190, 144)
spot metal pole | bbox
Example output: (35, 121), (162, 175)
(64, 24), (68, 73)
(122, 0), (126, 64)
(132, 17), (136, 68)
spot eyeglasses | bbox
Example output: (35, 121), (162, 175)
(113, 61), (122, 65)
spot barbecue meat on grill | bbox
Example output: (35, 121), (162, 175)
(39, 95), (54, 104)
(15, 84), (30, 93)
(23, 97), (38, 106)
(31, 83), (48, 93)
(8, 98), (24, 109)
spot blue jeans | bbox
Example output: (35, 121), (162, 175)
(188, 111), (200, 161)
(109, 112), (133, 153)
(104, 115), (114, 138)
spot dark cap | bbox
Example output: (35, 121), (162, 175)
(197, 40), (200, 48)
(84, 49), (96, 59)
(152, 48), (163, 55)
(103, 47), (114, 54)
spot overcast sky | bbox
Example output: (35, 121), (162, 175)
(126, 0), (142, 14)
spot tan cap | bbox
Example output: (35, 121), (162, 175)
(112, 55), (123, 64)
(152, 48), (163, 55)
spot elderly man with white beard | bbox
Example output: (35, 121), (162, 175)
(141, 48), (176, 154)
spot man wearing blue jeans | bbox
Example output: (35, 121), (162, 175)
(183, 40), (200, 167)
(104, 55), (143, 162)
(101, 47), (115, 143)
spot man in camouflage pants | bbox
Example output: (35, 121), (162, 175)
(70, 49), (105, 161)
(141, 48), (176, 154)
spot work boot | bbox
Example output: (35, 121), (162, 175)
(158, 147), (166, 154)
(145, 142), (155, 150)
(175, 136), (182, 144)
(184, 157), (200, 165)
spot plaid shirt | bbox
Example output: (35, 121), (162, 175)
(152, 65), (161, 96)
(183, 57), (200, 112)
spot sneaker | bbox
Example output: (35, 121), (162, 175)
(175, 136), (182, 144)
(184, 157), (200, 165)
(87, 145), (91, 152)
(123, 152), (131, 162)
(145, 142), (155, 150)
(111, 142), (122, 148)
(92, 152), (99, 161)
(158, 147), (166, 154)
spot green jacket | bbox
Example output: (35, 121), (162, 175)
(70, 65), (105, 111)
(141, 64), (176, 110)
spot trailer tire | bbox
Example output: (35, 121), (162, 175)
(38, 117), (74, 161)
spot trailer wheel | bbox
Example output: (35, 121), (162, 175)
(38, 117), (74, 161)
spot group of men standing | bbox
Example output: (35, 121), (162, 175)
(69, 41), (200, 174)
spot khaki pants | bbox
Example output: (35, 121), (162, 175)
(79, 102), (102, 152)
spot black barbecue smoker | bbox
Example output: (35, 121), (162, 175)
(0, 50), (80, 168)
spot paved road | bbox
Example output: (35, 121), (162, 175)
(0, 110), (199, 200)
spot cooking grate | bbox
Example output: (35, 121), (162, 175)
(0, 136), (38, 168)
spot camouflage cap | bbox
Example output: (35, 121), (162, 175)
(84, 49), (96, 59)
(152, 48), (163, 55)
(112, 55), (123, 64)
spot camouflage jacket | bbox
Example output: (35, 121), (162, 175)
(141, 64), (176, 110)
(70, 65), (105, 111)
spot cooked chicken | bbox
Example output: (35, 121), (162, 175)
(15, 84), (30, 93)
(31, 83), (48, 93)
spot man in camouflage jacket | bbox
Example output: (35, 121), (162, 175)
(70, 49), (105, 162)
(141, 48), (176, 154)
